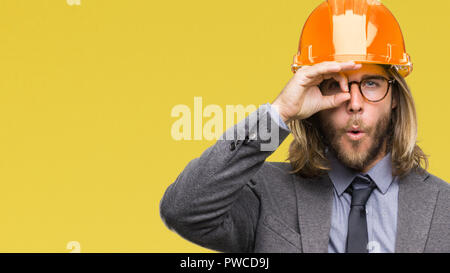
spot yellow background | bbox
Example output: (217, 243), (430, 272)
(0, 0), (448, 252)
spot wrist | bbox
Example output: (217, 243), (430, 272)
(271, 102), (290, 124)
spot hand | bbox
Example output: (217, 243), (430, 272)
(272, 61), (362, 123)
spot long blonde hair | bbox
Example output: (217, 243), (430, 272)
(286, 65), (429, 178)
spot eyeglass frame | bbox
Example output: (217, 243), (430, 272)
(319, 76), (396, 103)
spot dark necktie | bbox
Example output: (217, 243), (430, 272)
(345, 175), (377, 253)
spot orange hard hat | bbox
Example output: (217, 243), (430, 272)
(292, 0), (412, 77)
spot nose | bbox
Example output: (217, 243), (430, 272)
(346, 82), (364, 114)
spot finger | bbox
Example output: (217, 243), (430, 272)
(299, 61), (360, 86)
(322, 71), (350, 92)
(303, 62), (342, 80)
(307, 61), (360, 78)
(320, 92), (351, 111)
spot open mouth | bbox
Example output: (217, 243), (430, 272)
(346, 130), (365, 140)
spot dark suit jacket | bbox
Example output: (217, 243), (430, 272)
(160, 105), (450, 252)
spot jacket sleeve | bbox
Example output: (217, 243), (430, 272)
(159, 103), (291, 252)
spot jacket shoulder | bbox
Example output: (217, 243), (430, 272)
(422, 170), (450, 191)
(250, 161), (295, 188)
(263, 161), (292, 172)
(254, 161), (297, 181)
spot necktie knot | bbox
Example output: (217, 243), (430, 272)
(346, 175), (377, 207)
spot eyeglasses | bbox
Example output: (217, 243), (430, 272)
(319, 76), (395, 102)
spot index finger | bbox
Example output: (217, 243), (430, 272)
(301, 61), (362, 81)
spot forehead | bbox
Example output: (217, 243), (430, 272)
(343, 64), (388, 79)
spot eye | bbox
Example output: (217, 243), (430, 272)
(362, 79), (382, 88)
(322, 80), (340, 91)
(329, 81), (340, 88)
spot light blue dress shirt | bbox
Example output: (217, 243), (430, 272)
(267, 102), (398, 253)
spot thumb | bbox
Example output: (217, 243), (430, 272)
(321, 92), (351, 110)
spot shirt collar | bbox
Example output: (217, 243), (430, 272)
(326, 148), (395, 196)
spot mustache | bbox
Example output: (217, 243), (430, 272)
(342, 115), (368, 132)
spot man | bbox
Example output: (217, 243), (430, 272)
(160, 0), (450, 253)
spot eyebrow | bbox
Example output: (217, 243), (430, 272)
(323, 74), (388, 83)
(360, 75), (389, 80)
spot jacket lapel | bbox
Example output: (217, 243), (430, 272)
(293, 174), (334, 253)
(395, 168), (438, 252)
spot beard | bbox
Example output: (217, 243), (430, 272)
(318, 111), (393, 172)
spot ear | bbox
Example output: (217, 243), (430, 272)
(391, 86), (398, 109)
(391, 96), (397, 109)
